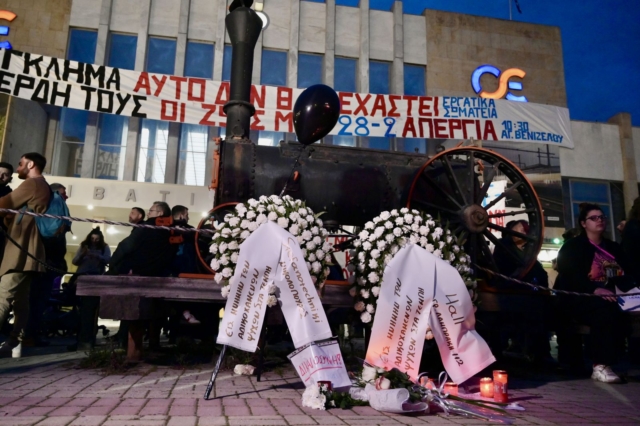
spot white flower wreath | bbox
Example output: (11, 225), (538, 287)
(210, 195), (333, 297)
(348, 208), (476, 324)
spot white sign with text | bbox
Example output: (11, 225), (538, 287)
(288, 340), (351, 388)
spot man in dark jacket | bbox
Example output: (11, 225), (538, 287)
(110, 201), (176, 277)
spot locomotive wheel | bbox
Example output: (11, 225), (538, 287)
(195, 202), (239, 275)
(406, 146), (543, 278)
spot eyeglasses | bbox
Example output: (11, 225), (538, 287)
(586, 215), (607, 222)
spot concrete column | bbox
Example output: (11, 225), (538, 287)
(391, 1), (403, 95)
(94, 0), (113, 66)
(358, 0), (370, 93)
(80, 0), (113, 178)
(134, 0), (152, 72)
(287, 0), (300, 88)
(252, 32), (263, 84)
(43, 107), (59, 174)
(174, 0), (191, 77)
(212, 0), (227, 81)
(123, 118), (140, 181)
(164, 123), (181, 184)
(609, 112), (639, 212)
(323, 0), (336, 86)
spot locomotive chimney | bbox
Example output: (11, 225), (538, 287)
(224, 6), (263, 141)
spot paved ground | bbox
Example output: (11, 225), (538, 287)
(0, 346), (639, 426)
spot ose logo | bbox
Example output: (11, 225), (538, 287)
(0, 10), (17, 49)
(471, 64), (527, 102)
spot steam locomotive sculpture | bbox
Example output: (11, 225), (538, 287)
(197, 4), (544, 279)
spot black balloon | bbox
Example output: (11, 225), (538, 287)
(293, 84), (340, 146)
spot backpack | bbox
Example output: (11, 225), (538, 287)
(36, 190), (72, 238)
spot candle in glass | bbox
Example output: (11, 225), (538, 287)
(493, 370), (508, 403)
(443, 382), (458, 396)
(480, 378), (494, 398)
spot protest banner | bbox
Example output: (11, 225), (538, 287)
(365, 244), (495, 384)
(288, 340), (351, 388)
(0, 49), (573, 146)
(216, 222), (332, 351)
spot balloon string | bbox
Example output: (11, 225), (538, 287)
(279, 146), (305, 197)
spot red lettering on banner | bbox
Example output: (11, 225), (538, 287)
(250, 85), (266, 109)
(188, 78), (206, 102)
(403, 95), (418, 116)
(434, 119), (448, 138)
(199, 104), (217, 126)
(339, 92), (353, 114)
(418, 97), (435, 116)
(170, 76), (187, 99)
(277, 87), (293, 110)
(275, 111), (293, 132)
(475, 120), (482, 139)
(418, 118), (433, 138)
(483, 121), (497, 140)
(353, 93), (371, 116)
(388, 95), (401, 117)
(462, 119), (475, 139)
(402, 117), (417, 138)
(448, 119), (462, 138)
(215, 82), (230, 105)
(161, 100), (178, 121)
(133, 72), (151, 95)
(151, 75), (168, 97)
(433, 97), (439, 116)
(488, 209), (505, 228)
(179, 102), (185, 122)
(251, 110), (265, 130)
(370, 94), (387, 116)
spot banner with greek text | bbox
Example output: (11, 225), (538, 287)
(272, 224), (333, 348)
(365, 244), (495, 384)
(0, 49), (573, 146)
(216, 224), (278, 352)
(365, 244), (434, 381)
(288, 340), (351, 388)
(429, 254), (495, 384)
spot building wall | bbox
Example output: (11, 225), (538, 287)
(1, 98), (48, 167)
(559, 121), (623, 181)
(424, 9), (567, 107)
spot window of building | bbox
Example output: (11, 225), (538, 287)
(298, 53), (323, 88)
(146, 37), (177, 75)
(177, 41), (215, 186)
(53, 29), (98, 177)
(404, 64), (425, 97)
(185, 41), (214, 79)
(569, 180), (614, 239)
(95, 33), (138, 180)
(334, 57), (356, 93)
(369, 61), (390, 94)
(259, 50), (288, 145)
(222, 44), (232, 81)
(137, 38), (176, 183)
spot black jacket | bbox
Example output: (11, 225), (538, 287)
(109, 217), (177, 277)
(555, 233), (627, 294)
(621, 218), (640, 282)
(493, 236), (548, 288)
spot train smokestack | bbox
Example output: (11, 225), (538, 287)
(224, 6), (263, 140)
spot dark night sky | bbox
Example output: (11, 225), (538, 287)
(331, 0), (640, 126)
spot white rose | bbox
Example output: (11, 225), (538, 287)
(256, 214), (267, 225)
(277, 206), (286, 215)
(311, 227), (320, 236)
(376, 240), (386, 250)
(221, 285), (230, 298)
(231, 252), (239, 262)
(267, 212), (278, 221)
(419, 226), (429, 236)
(298, 208), (308, 216)
(209, 244), (218, 254)
(277, 217), (289, 228)
(367, 272), (379, 283)
(378, 377), (391, 390)
(393, 228), (402, 237)
(290, 212), (300, 221)
(301, 230), (312, 240)
(362, 241), (372, 251)
(313, 236), (322, 244)
(312, 262), (321, 273)
(368, 259), (378, 269)
(228, 241), (238, 250)
(370, 249), (380, 259)
(315, 250), (325, 260)
(297, 235), (304, 244)
(222, 267), (233, 278)
(210, 259), (220, 270)
(306, 215), (314, 223)
(240, 230), (250, 239)
(307, 242), (317, 251)
(219, 242), (228, 253)
(248, 222), (258, 231)
(228, 217), (240, 227)
(248, 199), (258, 207)
(219, 255), (229, 266)
(221, 228), (231, 237)
(384, 221), (393, 229)
(380, 211), (391, 220)
(246, 211), (256, 220)
(390, 209), (398, 216)
(360, 312), (372, 323)
(404, 214), (413, 224)
(373, 217), (381, 223)
(358, 252), (365, 261)
(361, 365), (378, 382)
(359, 230), (369, 240)
(433, 227), (443, 238)
(411, 223), (420, 232)
(308, 253), (317, 262)
(354, 301), (365, 312)
(426, 244), (435, 253)
(259, 195), (268, 202)
(433, 249), (442, 258)
(366, 304), (375, 314)
(385, 234), (394, 242)
(395, 217), (404, 226)
(360, 289), (370, 299)
(240, 219), (249, 229)
(365, 221), (375, 230)
(391, 245), (399, 255)
(371, 286), (380, 297)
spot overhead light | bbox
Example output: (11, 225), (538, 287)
(87, 205), (94, 210)
(107, 227), (118, 235)
(72, 235), (77, 240)
(256, 11), (269, 29)
(254, 2), (264, 11)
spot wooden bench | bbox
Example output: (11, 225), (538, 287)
(76, 275), (352, 361)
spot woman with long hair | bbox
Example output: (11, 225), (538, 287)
(555, 203), (629, 383)
(72, 227), (111, 275)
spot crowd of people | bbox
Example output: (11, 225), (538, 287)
(0, 152), (205, 357)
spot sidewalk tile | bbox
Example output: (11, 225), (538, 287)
(195, 418), (226, 426)
(34, 417), (76, 426)
(166, 417), (196, 426)
(227, 416), (287, 426)
(282, 415), (316, 425)
(16, 407), (57, 417)
(0, 416), (46, 426)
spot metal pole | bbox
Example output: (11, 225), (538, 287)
(203, 345), (227, 400)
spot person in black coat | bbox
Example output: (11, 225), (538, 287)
(555, 203), (628, 383)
